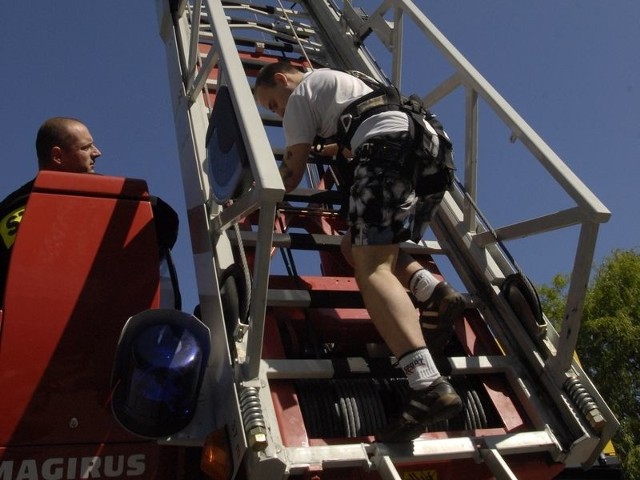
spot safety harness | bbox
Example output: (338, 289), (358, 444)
(322, 70), (456, 199)
(335, 71), (409, 149)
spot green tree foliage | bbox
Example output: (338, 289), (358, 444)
(539, 249), (640, 475)
(537, 274), (569, 331)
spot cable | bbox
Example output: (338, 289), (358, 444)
(276, 0), (314, 70)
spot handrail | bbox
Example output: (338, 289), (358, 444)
(177, 0), (286, 380)
(347, 0), (610, 372)
(351, 0), (610, 222)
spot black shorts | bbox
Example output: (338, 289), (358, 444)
(349, 134), (445, 246)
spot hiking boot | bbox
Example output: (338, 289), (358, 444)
(376, 377), (463, 442)
(420, 282), (466, 354)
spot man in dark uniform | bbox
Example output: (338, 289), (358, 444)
(0, 117), (178, 305)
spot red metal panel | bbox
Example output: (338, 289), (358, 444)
(0, 172), (160, 448)
(264, 311), (310, 448)
(32, 171), (151, 200)
(0, 443), (183, 479)
(457, 310), (530, 432)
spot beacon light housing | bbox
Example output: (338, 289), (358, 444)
(111, 309), (211, 438)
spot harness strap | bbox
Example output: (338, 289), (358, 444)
(351, 92), (393, 117)
(336, 85), (403, 148)
(330, 71), (456, 198)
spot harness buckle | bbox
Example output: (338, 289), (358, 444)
(357, 142), (372, 157)
(339, 113), (353, 136)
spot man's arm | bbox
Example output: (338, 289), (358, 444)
(280, 143), (312, 192)
(315, 143), (353, 159)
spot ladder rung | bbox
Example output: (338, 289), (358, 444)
(266, 287), (364, 308)
(414, 430), (561, 458)
(283, 430), (560, 476)
(229, 230), (443, 255)
(231, 230), (342, 250)
(264, 357), (398, 380)
(264, 355), (512, 380)
(287, 444), (370, 474)
(284, 187), (343, 204)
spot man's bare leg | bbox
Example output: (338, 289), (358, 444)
(350, 242), (462, 441)
(342, 234), (439, 295)
(350, 243), (424, 357)
(344, 234), (465, 354)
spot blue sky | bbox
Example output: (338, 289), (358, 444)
(1, 1), (637, 313)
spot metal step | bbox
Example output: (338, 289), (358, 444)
(280, 430), (560, 479)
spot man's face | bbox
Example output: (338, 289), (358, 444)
(57, 123), (102, 173)
(255, 84), (290, 118)
(255, 73), (296, 118)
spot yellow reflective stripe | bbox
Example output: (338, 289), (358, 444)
(0, 205), (25, 249)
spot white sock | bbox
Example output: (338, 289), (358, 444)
(399, 348), (440, 390)
(409, 269), (439, 303)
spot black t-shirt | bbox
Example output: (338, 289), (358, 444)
(0, 178), (179, 306)
(0, 180), (34, 305)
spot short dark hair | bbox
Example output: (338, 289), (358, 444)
(35, 117), (83, 168)
(255, 62), (302, 90)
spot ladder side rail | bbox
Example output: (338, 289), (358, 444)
(186, 0), (203, 89)
(301, 0), (385, 74)
(553, 222), (599, 371)
(352, 0), (615, 426)
(350, 0), (610, 365)
(159, 4), (227, 304)
(155, 3), (252, 464)
(365, 0), (610, 221)
(202, 0), (285, 382)
(463, 86), (479, 234)
(323, 3), (609, 382)
(203, 0), (284, 195)
(430, 194), (617, 467)
(295, 3), (616, 462)
(398, 1), (612, 364)
(390, 6), (403, 85)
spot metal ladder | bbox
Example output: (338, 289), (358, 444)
(155, 1), (618, 478)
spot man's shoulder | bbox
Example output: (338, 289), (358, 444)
(297, 69), (367, 100)
(0, 179), (35, 214)
(307, 68), (357, 82)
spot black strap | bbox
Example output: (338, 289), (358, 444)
(336, 84), (403, 148)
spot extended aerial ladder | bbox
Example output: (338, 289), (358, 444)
(152, 1), (618, 478)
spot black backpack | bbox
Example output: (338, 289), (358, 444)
(333, 70), (456, 196)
